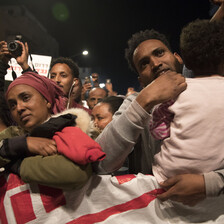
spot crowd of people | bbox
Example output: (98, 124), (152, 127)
(0, 0), (224, 223)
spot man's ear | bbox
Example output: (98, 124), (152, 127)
(174, 52), (183, 65)
(73, 78), (79, 86)
(138, 76), (145, 88)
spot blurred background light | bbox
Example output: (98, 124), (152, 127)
(52, 2), (69, 22)
(82, 50), (88, 55)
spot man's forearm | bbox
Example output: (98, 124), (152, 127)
(210, 2), (224, 22)
(95, 95), (151, 174)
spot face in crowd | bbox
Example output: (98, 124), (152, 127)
(87, 88), (107, 110)
(133, 39), (183, 87)
(50, 63), (77, 95)
(7, 85), (51, 132)
(92, 102), (113, 131)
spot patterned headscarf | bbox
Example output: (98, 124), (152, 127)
(6, 72), (67, 114)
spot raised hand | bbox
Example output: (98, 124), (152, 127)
(136, 71), (187, 113)
(210, 0), (224, 21)
(210, 0), (224, 5)
(15, 41), (29, 70)
(0, 41), (12, 64)
(81, 82), (92, 99)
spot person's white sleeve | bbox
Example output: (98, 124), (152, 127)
(204, 169), (224, 196)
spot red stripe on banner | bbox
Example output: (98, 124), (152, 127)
(115, 174), (136, 184)
(11, 190), (36, 224)
(0, 176), (8, 224)
(39, 185), (66, 213)
(67, 188), (164, 224)
(7, 173), (25, 190)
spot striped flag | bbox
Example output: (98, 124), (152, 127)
(0, 173), (224, 223)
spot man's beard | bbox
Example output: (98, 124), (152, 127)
(174, 58), (183, 74)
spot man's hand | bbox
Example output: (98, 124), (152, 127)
(81, 82), (92, 99)
(105, 82), (117, 96)
(136, 71), (187, 113)
(0, 41), (12, 64)
(210, 0), (224, 22)
(15, 41), (29, 70)
(210, 0), (224, 5)
(83, 82), (92, 91)
(157, 174), (206, 206)
(26, 137), (57, 156)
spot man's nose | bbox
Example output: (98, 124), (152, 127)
(54, 75), (60, 84)
(94, 99), (98, 106)
(150, 57), (162, 69)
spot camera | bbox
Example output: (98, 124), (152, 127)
(7, 41), (22, 58)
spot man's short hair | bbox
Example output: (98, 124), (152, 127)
(125, 29), (172, 73)
(88, 87), (108, 98)
(50, 57), (79, 78)
(180, 19), (224, 74)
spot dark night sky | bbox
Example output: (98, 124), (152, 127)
(1, 0), (213, 94)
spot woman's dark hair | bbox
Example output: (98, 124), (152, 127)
(100, 96), (124, 115)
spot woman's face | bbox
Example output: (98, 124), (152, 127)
(92, 103), (113, 131)
(7, 84), (51, 132)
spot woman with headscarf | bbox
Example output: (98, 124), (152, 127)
(0, 71), (96, 189)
